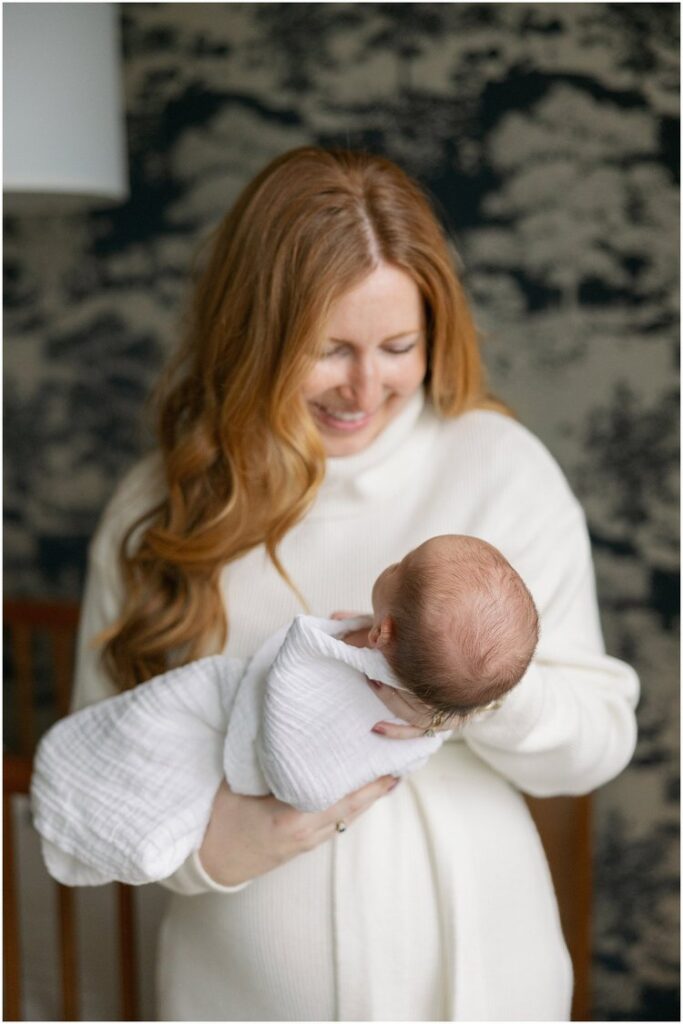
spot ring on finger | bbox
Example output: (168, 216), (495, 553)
(335, 820), (347, 833)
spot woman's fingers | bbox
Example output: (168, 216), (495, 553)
(372, 721), (428, 739)
(267, 774), (400, 851)
(366, 677), (432, 727)
(198, 774), (402, 886)
(316, 774), (400, 834)
(366, 678), (454, 739)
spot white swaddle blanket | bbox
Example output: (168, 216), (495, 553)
(31, 615), (445, 886)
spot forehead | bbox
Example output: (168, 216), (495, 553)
(326, 265), (423, 337)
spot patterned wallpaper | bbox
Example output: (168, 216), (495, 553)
(4, 4), (679, 1020)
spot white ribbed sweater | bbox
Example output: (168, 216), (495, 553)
(71, 390), (639, 1021)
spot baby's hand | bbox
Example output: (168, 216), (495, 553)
(330, 610), (366, 620)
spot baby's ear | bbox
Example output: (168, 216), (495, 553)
(368, 615), (394, 650)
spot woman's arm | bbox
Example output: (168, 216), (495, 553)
(370, 490), (639, 797)
(70, 538), (246, 894)
(458, 501), (639, 796)
(71, 508), (398, 894)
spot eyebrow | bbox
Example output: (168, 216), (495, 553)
(327, 330), (422, 344)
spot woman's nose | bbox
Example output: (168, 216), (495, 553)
(338, 355), (382, 408)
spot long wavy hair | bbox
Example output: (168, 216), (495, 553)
(101, 146), (507, 689)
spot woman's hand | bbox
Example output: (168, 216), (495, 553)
(198, 774), (400, 887)
(367, 678), (456, 740)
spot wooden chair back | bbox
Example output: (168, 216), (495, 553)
(525, 793), (592, 1020)
(3, 599), (140, 1022)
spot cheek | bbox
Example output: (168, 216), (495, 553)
(300, 364), (336, 401)
(393, 349), (427, 392)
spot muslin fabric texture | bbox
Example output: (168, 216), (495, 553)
(68, 389), (639, 1021)
(31, 614), (444, 886)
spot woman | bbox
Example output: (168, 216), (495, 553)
(72, 148), (639, 1021)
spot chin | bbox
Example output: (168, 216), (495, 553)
(322, 428), (380, 457)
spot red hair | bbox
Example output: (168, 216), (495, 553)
(101, 147), (507, 688)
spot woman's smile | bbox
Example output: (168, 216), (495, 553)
(310, 402), (378, 432)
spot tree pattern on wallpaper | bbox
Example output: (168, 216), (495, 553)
(4, 4), (678, 1019)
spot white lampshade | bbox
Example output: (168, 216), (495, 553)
(3, 2), (129, 210)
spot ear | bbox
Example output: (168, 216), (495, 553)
(368, 615), (394, 650)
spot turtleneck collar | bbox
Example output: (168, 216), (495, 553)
(324, 388), (426, 481)
(308, 388), (434, 519)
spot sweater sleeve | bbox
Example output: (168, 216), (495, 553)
(460, 469), (639, 797)
(70, 473), (248, 896)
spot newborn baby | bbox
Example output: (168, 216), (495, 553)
(32, 534), (538, 887)
(344, 533), (539, 726)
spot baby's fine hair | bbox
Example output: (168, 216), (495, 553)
(385, 536), (539, 719)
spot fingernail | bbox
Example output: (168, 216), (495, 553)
(372, 724), (387, 735)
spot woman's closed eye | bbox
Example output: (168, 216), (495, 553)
(320, 343), (417, 359)
(385, 343), (417, 355)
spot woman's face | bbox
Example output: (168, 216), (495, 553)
(301, 263), (427, 457)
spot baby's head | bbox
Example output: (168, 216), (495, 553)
(368, 535), (539, 718)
